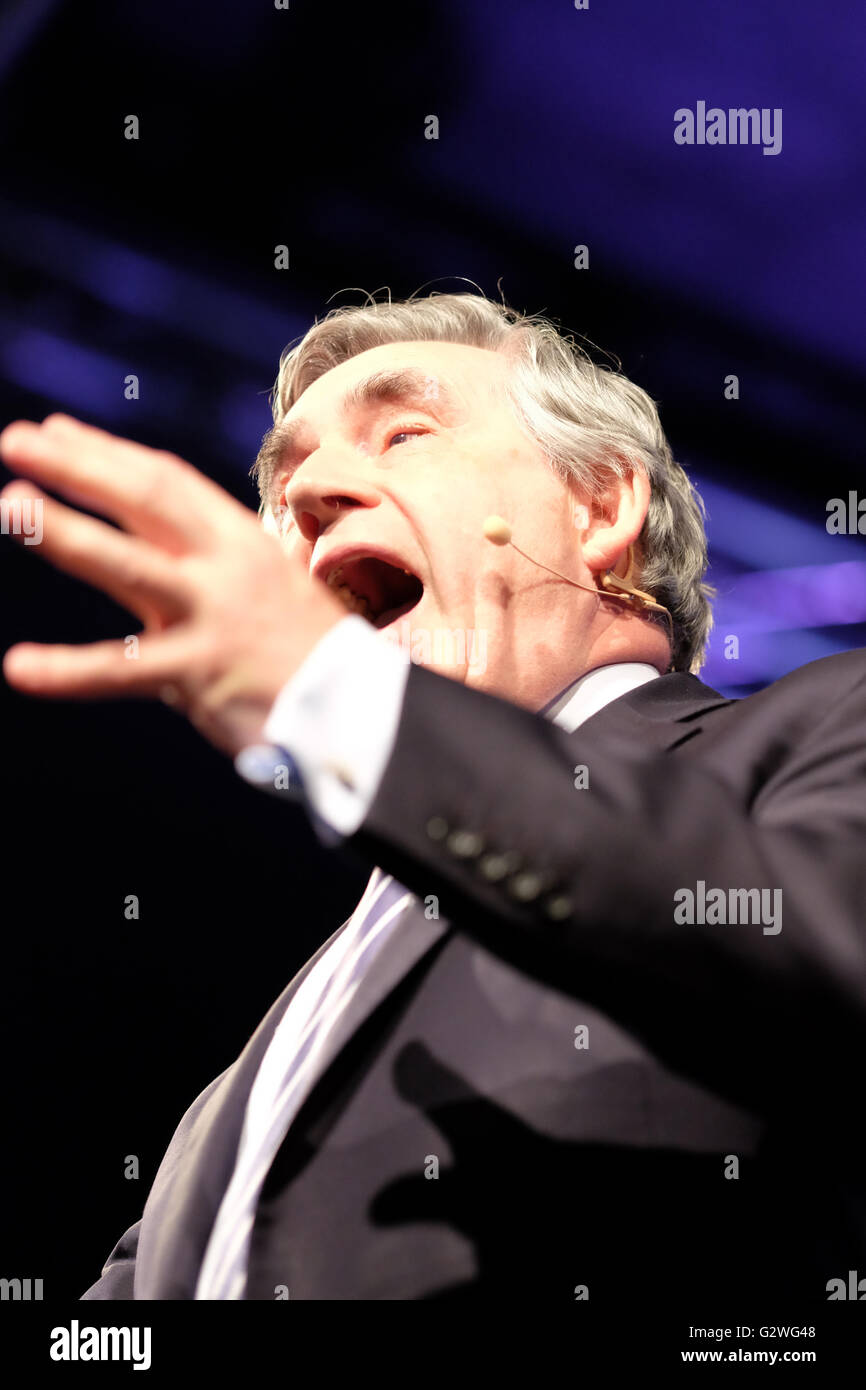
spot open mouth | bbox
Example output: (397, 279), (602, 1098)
(325, 556), (424, 629)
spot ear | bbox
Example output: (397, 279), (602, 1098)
(571, 465), (651, 580)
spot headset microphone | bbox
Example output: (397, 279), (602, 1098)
(482, 514), (674, 647)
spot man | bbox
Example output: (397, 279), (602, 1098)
(2, 293), (864, 1302)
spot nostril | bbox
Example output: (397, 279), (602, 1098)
(296, 511), (322, 544)
(324, 496), (362, 512)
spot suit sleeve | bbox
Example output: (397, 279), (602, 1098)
(347, 657), (866, 1119)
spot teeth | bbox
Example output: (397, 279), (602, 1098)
(323, 559), (415, 620)
(333, 584), (371, 618)
(325, 567), (371, 618)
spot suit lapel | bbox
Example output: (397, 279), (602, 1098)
(282, 897), (450, 1119)
(143, 896), (449, 1298)
(140, 914), (358, 1298)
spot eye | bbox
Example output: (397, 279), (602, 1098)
(386, 426), (428, 448)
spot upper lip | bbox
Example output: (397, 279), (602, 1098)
(311, 544), (420, 588)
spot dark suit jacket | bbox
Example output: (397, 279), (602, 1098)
(81, 649), (866, 1301)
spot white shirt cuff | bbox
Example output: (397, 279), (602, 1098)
(234, 615), (412, 844)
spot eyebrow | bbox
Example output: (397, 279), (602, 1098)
(252, 367), (452, 506)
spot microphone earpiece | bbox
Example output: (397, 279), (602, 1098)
(481, 515), (674, 646)
(482, 515), (513, 546)
(598, 546), (666, 613)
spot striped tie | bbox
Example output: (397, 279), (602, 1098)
(194, 869), (415, 1300)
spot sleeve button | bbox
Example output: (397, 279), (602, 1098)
(446, 829), (485, 858)
(426, 816), (450, 842)
(506, 871), (546, 902)
(478, 850), (522, 882)
(544, 894), (573, 921)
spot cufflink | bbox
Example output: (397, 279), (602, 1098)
(234, 743), (303, 797)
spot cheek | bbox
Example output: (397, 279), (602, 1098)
(272, 523), (309, 570)
(426, 559), (471, 610)
(411, 449), (529, 608)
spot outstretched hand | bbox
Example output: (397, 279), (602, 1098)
(0, 414), (346, 755)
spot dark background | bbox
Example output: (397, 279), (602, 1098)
(0, 0), (864, 1297)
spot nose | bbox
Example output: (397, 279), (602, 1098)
(283, 448), (381, 545)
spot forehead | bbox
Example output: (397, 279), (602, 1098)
(288, 339), (507, 420)
(256, 340), (511, 510)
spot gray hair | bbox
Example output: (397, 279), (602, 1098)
(252, 291), (714, 672)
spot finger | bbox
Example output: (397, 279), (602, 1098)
(0, 480), (191, 625)
(0, 414), (249, 551)
(3, 627), (197, 701)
